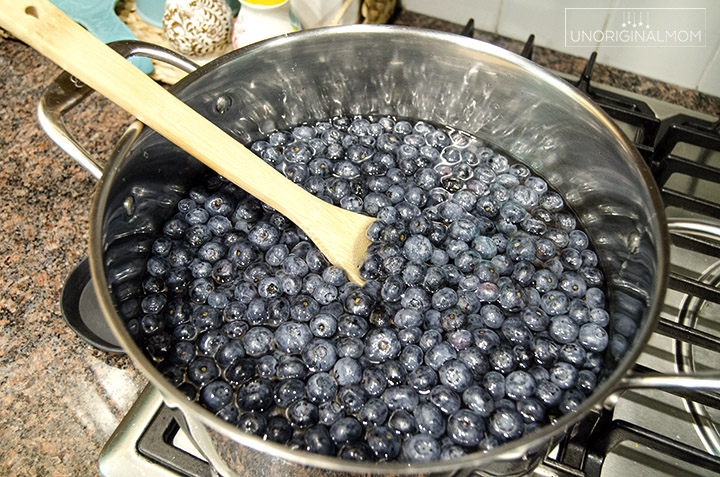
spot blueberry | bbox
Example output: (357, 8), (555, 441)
(401, 287), (432, 312)
(242, 326), (274, 357)
(548, 315), (579, 344)
(560, 342), (587, 367)
(359, 366), (386, 398)
(366, 426), (401, 461)
(489, 346), (516, 374)
(447, 329), (473, 352)
(382, 386), (419, 412)
(462, 386), (495, 417)
(169, 341), (196, 366)
(531, 336), (560, 367)
(440, 308), (466, 331)
(383, 410), (416, 438)
(414, 403), (446, 437)
(406, 366), (438, 394)
(238, 412), (267, 437)
(199, 380), (234, 413)
(403, 235), (433, 263)
(558, 272), (587, 299)
(302, 339), (338, 372)
(501, 317), (533, 346)
(344, 290), (375, 318)
(185, 207), (210, 225)
(286, 400), (319, 429)
(364, 328), (401, 363)
(483, 371), (506, 400)
(336, 385), (368, 414)
(304, 425), (336, 456)
(585, 287), (606, 309)
(216, 404), (240, 425)
(338, 442), (374, 462)
(520, 307), (549, 332)
(265, 416), (293, 444)
(357, 398), (389, 427)
(516, 397), (546, 424)
(228, 242), (256, 268)
(189, 278), (215, 304)
(541, 290), (570, 316)
(197, 330), (229, 358)
(550, 362), (579, 390)
(187, 357), (220, 387)
(305, 372), (338, 404)
(398, 344), (424, 372)
(392, 308), (423, 329)
(431, 287), (458, 311)
(274, 378), (305, 408)
(447, 409), (485, 447)
(402, 434), (441, 462)
(577, 369), (598, 394)
(332, 357), (363, 386)
(336, 336), (364, 359)
(578, 322), (608, 352)
(505, 370), (537, 400)
(559, 389), (586, 414)
(290, 295), (320, 322)
(488, 408), (525, 441)
(330, 313), (365, 338)
(146, 256), (171, 278)
(142, 276), (166, 295)
(276, 356), (309, 380)
(163, 218), (187, 240)
(309, 313), (337, 338)
(237, 378), (274, 412)
(319, 401), (343, 426)
(438, 360), (473, 392)
(424, 342), (457, 370)
(275, 322), (312, 354)
(578, 247), (598, 267)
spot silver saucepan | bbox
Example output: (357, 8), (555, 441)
(39, 26), (719, 476)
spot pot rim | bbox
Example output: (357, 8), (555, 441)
(89, 24), (670, 473)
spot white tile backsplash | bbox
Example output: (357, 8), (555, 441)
(497, 0), (615, 52)
(594, 0), (719, 92)
(402, 0), (501, 33)
(698, 47), (720, 97)
(292, 0), (361, 28)
(403, 0), (720, 97)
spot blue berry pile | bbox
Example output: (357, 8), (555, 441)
(132, 116), (609, 462)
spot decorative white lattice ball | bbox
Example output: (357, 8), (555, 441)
(163, 0), (234, 57)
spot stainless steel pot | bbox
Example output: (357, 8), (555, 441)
(38, 26), (719, 476)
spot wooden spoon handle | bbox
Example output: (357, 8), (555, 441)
(0, 1), (325, 233)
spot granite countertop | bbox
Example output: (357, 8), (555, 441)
(0, 9), (717, 476)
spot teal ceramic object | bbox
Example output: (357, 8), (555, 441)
(135, 0), (164, 28)
(49, 0), (154, 73)
(136, 0), (240, 27)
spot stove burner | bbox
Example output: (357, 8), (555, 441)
(675, 224), (720, 457)
(61, 257), (123, 353)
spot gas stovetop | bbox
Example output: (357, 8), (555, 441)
(78, 26), (720, 477)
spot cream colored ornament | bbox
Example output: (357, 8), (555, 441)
(163, 0), (234, 57)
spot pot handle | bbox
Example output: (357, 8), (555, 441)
(604, 217), (720, 408)
(37, 40), (199, 180)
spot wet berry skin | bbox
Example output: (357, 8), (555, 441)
(200, 380), (234, 412)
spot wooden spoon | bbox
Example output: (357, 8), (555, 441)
(0, 0), (375, 284)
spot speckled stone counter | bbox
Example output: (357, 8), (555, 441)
(0, 9), (717, 477)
